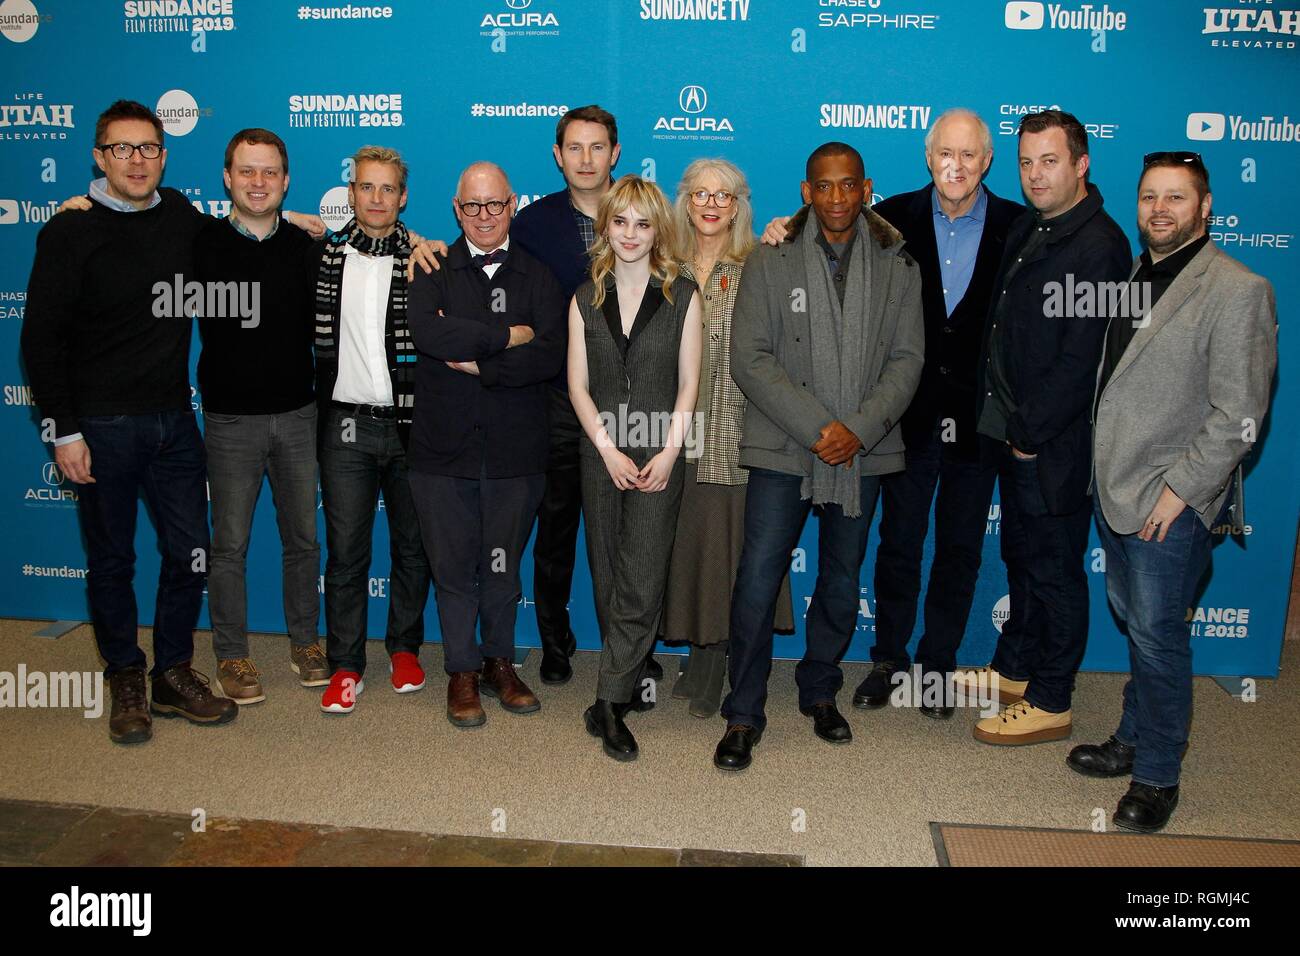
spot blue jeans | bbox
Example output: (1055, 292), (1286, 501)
(722, 467), (880, 732)
(204, 402), (321, 659)
(76, 409), (210, 677)
(1095, 497), (1219, 788)
(318, 406), (430, 676)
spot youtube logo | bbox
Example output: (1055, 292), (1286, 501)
(0, 200), (18, 225)
(1187, 112), (1226, 142)
(1005, 1), (1045, 29)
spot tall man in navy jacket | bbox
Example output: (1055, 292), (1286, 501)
(850, 109), (1025, 717)
(967, 110), (1132, 744)
(408, 162), (567, 729)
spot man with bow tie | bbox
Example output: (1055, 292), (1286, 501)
(406, 161), (568, 728)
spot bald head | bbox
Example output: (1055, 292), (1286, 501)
(453, 161), (516, 252)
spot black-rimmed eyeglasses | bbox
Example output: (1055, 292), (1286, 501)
(457, 199), (509, 217)
(97, 142), (163, 160)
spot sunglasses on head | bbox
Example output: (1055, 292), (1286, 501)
(1143, 151), (1205, 169)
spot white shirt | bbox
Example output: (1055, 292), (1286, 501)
(466, 236), (509, 279)
(333, 245), (395, 406)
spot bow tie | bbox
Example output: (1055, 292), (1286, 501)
(471, 248), (507, 267)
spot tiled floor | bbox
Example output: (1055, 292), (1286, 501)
(0, 798), (802, 868)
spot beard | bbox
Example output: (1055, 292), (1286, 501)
(1140, 219), (1201, 255)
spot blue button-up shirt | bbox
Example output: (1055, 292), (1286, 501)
(932, 184), (986, 316)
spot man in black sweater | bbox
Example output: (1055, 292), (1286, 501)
(193, 128), (328, 705)
(408, 161), (566, 728)
(21, 99), (238, 744)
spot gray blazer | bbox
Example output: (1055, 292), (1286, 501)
(729, 206), (924, 478)
(1093, 241), (1277, 534)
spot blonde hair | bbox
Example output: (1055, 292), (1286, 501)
(589, 175), (680, 307)
(351, 144), (408, 192)
(673, 158), (756, 265)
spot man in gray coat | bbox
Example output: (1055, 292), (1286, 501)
(714, 142), (924, 771)
(1071, 152), (1276, 832)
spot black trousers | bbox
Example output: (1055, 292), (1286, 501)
(532, 388), (583, 653)
(871, 424), (997, 676)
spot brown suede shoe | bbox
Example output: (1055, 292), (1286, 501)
(108, 667), (152, 745)
(447, 671), (486, 728)
(480, 657), (541, 714)
(151, 663), (239, 726)
(216, 657), (265, 704)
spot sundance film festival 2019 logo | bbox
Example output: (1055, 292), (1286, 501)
(155, 89), (211, 136)
(479, 0), (560, 37)
(817, 0), (938, 30)
(289, 93), (403, 129)
(123, 0), (236, 34)
(0, 92), (72, 142)
(0, 0), (51, 43)
(1202, 5), (1297, 50)
(653, 85), (734, 142)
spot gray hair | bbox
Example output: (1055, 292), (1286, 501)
(924, 108), (993, 155)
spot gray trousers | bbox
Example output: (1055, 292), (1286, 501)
(580, 454), (684, 702)
(204, 402), (321, 659)
(409, 470), (545, 674)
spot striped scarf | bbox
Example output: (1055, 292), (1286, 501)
(314, 217), (416, 427)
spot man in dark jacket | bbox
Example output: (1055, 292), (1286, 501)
(966, 110), (1132, 744)
(408, 161), (567, 729)
(850, 108), (1025, 717)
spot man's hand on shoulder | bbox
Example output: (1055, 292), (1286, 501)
(283, 210), (327, 239)
(760, 215), (792, 247)
(57, 195), (92, 214)
(408, 238), (449, 281)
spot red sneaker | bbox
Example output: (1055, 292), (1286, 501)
(390, 652), (426, 693)
(320, 671), (364, 714)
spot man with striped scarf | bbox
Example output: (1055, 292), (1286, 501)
(313, 145), (432, 714)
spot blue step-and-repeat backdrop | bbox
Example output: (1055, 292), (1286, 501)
(1, 0), (1295, 676)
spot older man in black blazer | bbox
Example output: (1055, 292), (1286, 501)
(848, 109), (1025, 718)
(407, 161), (567, 729)
(967, 110), (1131, 744)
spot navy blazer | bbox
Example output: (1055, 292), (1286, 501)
(407, 236), (567, 479)
(873, 183), (1024, 461)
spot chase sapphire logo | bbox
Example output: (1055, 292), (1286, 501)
(679, 85), (707, 114)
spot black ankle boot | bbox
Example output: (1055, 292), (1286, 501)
(583, 699), (638, 762)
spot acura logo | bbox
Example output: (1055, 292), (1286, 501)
(505, 0), (532, 8)
(42, 462), (64, 486)
(679, 85), (707, 114)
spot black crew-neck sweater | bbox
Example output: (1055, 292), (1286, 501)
(194, 216), (316, 414)
(21, 187), (205, 439)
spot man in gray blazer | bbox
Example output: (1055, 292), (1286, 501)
(714, 141), (924, 771)
(1073, 152), (1277, 832)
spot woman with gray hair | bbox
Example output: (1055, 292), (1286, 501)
(662, 158), (794, 718)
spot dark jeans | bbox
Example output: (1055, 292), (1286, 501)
(991, 445), (1091, 713)
(319, 406), (430, 676)
(204, 402), (321, 659)
(76, 408), (210, 677)
(723, 467), (881, 732)
(532, 388), (583, 651)
(409, 469), (545, 674)
(1095, 497), (1220, 788)
(872, 425), (997, 677)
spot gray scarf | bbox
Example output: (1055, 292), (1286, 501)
(799, 215), (872, 517)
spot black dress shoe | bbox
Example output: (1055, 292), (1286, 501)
(919, 702), (955, 720)
(1113, 782), (1179, 833)
(852, 662), (899, 709)
(799, 701), (852, 743)
(1067, 735), (1136, 778)
(713, 724), (762, 772)
(583, 699), (638, 762)
(539, 630), (578, 685)
(643, 652), (664, 682)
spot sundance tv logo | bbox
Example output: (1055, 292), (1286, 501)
(1004, 1), (1127, 31)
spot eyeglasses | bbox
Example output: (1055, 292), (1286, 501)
(97, 142), (163, 160)
(689, 189), (735, 208)
(457, 198), (509, 217)
(1143, 151), (1204, 169)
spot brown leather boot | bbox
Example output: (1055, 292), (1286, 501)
(480, 657), (541, 714)
(151, 663), (239, 726)
(447, 671), (486, 728)
(108, 667), (151, 745)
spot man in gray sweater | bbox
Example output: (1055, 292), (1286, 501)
(714, 142), (924, 771)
